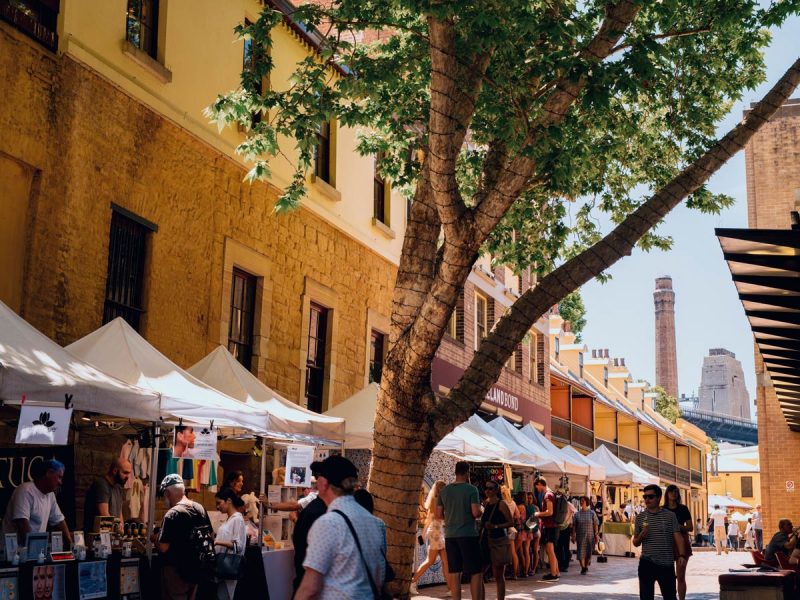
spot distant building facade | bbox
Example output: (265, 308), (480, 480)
(697, 349), (752, 420)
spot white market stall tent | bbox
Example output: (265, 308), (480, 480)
(324, 383), (380, 449)
(66, 318), (271, 433)
(444, 414), (540, 467)
(518, 423), (590, 478)
(188, 346), (345, 443)
(488, 416), (566, 473)
(560, 444), (607, 481)
(0, 301), (161, 420)
(626, 460), (660, 486)
(587, 445), (658, 485)
(708, 494), (753, 511)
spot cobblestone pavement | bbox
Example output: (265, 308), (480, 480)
(413, 549), (748, 599)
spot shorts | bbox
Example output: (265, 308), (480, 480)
(541, 526), (559, 545)
(445, 536), (482, 575)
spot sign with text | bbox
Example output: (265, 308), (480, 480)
(15, 405), (72, 445)
(172, 426), (217, 460)
(284, 446), (314, 487)
(485, 386), (519, 412)
(0, 446), (75, 529)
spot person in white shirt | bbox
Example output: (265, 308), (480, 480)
(752, 505), (764, 551)
(744, 518), (754, 550)
(214, 489), (247, 600)
(727, 521), (740, 551)
(2, 459), (72, 547)
(710, 505), (728, 555)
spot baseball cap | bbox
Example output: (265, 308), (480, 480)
(309, 455), (358, 487)
(159, 473), (183, 493)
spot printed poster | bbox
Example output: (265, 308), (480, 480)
(15, 405), (72, 445)
(0, 568), (18, 600)
(172, 425), (217, 460)
(32, 564), (66, 600)
(120, 559), (140, 599)
(78, 561), (107, 600)
(284, 445), (314, 487)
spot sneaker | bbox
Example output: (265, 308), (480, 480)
(542, 574), (559, 581)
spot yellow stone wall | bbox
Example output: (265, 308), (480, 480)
(707, 472), (761, 510)
(0, 22), (395, 411)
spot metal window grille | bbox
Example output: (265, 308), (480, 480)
(228, 268), (257, 370)
(103, 211), (149, 331)
(0, 0), (59, 51)
(305, 303), (328, 413)
(126, 0), (158, 59)
(314, 121), (331, 184)
(373, 153), (387, 224)
(369, 330), (385, 384)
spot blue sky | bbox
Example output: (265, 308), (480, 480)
(579, 16), (799, 408)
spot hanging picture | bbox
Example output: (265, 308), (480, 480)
(284, 446), (314, 487)
(78, 561), (107, 600)
(172, 425), (217, 460)
(15, 405), (72, 446)
(0, 568), (18, 600)
(120, 558), (140, 599)
(31, 564), (66, 600)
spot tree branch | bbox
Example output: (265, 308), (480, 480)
(436, 56), (800, 437)
(610, 24), (714, 55)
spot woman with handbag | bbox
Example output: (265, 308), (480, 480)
(214, 489), (247, 600)
(481, 481), (514, 600)
(664, 484), (693, 600)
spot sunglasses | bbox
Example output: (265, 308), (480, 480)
(643, 494), (657, 500)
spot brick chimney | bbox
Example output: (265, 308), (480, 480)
(654, 276), (679, 398)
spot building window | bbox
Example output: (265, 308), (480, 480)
(1, 0), (59, 51)
(531, 333), (546, 385)
(314, 121), (332, 184)
(624, 380), (629, 398)
(373, 152), (388, 225)
(228, 268), (257, 370)
(242, 18), (268, 126)
(103, 209), (153, 332)
(305, 303), (329, 413)
(126, 0), (159, 59)
(741, 476), (753, 498)
(369, 330), (385, 384)
(446, 292), (465, 342)
(579, 352), (584, 379)
(514, 343), (523, 374)
(554, 337), (560, 362)
(604, 367), (609, 388)
(475, 293), (488, 350)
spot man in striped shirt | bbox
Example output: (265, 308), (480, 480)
(632, 484), (686, 600)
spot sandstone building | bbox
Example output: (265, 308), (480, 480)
(697, 348), (752, 420)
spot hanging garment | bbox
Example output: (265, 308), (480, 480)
(126, 477), (145, 520)
(120, 440), (134, 461)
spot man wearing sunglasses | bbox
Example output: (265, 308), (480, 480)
(632, 484), (686, 600)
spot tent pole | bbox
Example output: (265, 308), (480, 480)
(146, 422), (160, 565)
(258, 436), (267, 549)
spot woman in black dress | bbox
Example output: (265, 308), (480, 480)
(664, 484), (693, 600)
(481, 481), (514, 600)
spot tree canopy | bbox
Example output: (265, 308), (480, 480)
(654, 385), (682, 423)
(558, 290), (587, 340)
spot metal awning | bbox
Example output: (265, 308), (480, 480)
(716, 226), (800, 431)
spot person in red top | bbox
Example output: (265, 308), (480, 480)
(534, 478), (559, 581)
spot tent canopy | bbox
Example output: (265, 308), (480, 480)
(324, 383), (380, 449)
(66, 318), (270, 433)
(0, 301), (161, 420)
(625, 461), (660, 486)
(488, 417), (565, 473)
(436, 415), (522, 464)
(518, 423), (590, 477)
(587, 445), (655, 485)
(188, 346), (344, 443)
(708, 494), (753, 510)
(441, 415), (539, 467)
(560, 445), (607, 481)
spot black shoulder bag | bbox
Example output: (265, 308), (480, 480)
(333, 509), (393, 600)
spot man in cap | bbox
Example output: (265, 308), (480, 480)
(295, 456), (387, 600)
(2, 459), (72, 547)
(157, 473), (212, 600)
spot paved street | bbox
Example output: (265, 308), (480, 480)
(413, 550), (747, 599)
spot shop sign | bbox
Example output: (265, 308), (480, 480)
(15, 404), (72, 445)
(485, 386), (519, 412)
(172, 425), (217, 460)
(787, 480), (795, 493)
(285, 445), (314, 487)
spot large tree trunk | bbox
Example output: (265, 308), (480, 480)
(369, 56), (800, 598)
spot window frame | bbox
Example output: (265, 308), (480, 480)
(740, 475), (754, 498)
(369, 329), (386, 384)
(373, 152), (388, 225)
(126, 0), (159, 59)
(304, 302), (329, 413)
(474, 292), (488, 350)
(227, 268), (257, 371)
(314, 121), (332, 184)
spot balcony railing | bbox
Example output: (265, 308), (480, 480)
(659, 461), (677, 482)
(676, 468), (691, 486)
(571, 424), (594, 450)
(618, 445), (640, 466)
(641, 454), (659, 475)
(595, 439), (618, 455)
(551, 417), (570, 442)
(1, 0), (59, 52)
(690, 470), (703, 486)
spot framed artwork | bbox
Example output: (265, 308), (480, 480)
(24, 532), (49, 562)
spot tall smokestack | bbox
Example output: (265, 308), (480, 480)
(654, 276), (678, 399)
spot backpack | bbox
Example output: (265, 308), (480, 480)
(553, 493), (570, 526)
(176, 503), (217, 583)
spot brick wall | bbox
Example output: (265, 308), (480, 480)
(745, 99), (800, 533)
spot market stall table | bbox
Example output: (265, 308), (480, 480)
(261, 547), (295, 600)
(601, 521), (639, 557)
